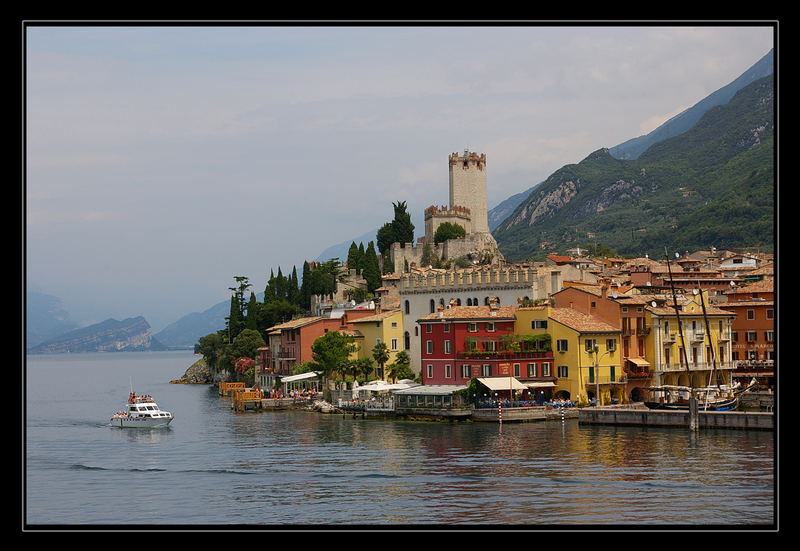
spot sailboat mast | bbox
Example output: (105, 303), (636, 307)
(664, 249), (690, 376)
(697, 286), (720, 389)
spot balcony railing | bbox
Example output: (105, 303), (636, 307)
(455, 350), (552, 360)
(655, 361), (736, 372)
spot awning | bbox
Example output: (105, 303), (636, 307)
(525, 381), (557, 389)
(477, 377), (528, 391)
(627, 357), (650, 366)
(280, 371), (322, 383)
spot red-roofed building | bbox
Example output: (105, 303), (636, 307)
(416, 304), (554, 396)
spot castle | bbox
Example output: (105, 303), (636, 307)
(390, 151), (504, 272)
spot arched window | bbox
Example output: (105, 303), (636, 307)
(456, 298), (461, 306)
(404, 331), (410, 350)
(467, 298), (472, 306)
(404, 300), (410, 314)
(430, 299), (435, 313)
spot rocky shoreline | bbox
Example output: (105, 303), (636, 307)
(169, 357), (214, 384)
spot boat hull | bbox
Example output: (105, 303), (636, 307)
(111, 415), (173, 428)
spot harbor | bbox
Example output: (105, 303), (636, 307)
(217, 381), (773, 430)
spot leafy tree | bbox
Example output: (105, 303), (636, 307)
(371, 341), (390, 379)
(387, 350), (413, 383)
(197, 332), (225, 373)
(420, 242), (437, 268)
(230, 328), (266, 360)
(350, 357), (375, 382)
(434, 222), (466, 244)
(311, 330), (355, 383)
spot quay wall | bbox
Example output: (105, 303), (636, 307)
(578, 407), (773, 430)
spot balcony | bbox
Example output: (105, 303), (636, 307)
(455, 350), (552, 361)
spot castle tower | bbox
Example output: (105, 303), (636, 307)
(449, 150), (489, 234)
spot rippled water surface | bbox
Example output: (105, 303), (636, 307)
(25, 351), (775, 527)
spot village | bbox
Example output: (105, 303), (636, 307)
(219, 152), (775, 425)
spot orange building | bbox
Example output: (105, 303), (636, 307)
(723, 280), (774, 386)
(551, 282), (653, 401)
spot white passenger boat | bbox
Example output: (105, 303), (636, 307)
(111, 391), (174, 428)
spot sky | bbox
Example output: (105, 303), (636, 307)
(25, 23), (775, 332)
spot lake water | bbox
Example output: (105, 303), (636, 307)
(25, 351), (776, 529)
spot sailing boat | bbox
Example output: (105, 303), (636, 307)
(644, 251), (756, 411)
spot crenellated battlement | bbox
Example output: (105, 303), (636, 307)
(398, 265), (538, 290)
(449, 150), (486, 171)
(424, 204), (471, 219)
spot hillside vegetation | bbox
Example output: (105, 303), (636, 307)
(492, 76), (774, 261)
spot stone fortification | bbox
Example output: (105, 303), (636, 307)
(390, 150), (503, 272)
(449, 151), (489, 234)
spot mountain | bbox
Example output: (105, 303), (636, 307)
(609, 49), (773, 160)
(484, 49), (774, 232)
(152, 299), (230, 349)
(492, 75), (774, 261)
(26, 291), (79, 348)
(27, 316), (166, 354)
(487, 184), (541, 231)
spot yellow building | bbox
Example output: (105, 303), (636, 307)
(516, 305), (622, 405)
(644, 291), (735, 389)
(347, 309), (405, 380)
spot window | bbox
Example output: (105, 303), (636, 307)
(443, 323), (450, 333)
(532, 320), (548, 329)
(426, 324), (432, 333)
(746, 331), (757, 342)
(445, 364), (451, 378)
(482, 364), (492, 376)
(467, 322), (478, 332)
(404, 332), (410, 350)
(404, 300), (410, 314)
(765, 331), (774, 342)
(513, 363), (520, 377)
(585, 339), (597, 352)
(486, 322), (496, 332)
(444, 340), (451, 354)
(606, 338), (616, 351)
(557, 339), (568, 352)
(391, 338), (398, 351)
(557, 365), (568, 378)
(430, 299), (435, 314)
(427, 364), (433, 378)
(461, 364), (471, 378)
(621, 306), (628, 313)
(391, 321), (398, 328)
(541, 363), (551, 376)
(747, 309), (755, 320)
(485, 341), (497, 352)
(426, 341), (433, 354)
(766, 309), (774, 320)
(527, 363), (537, 377)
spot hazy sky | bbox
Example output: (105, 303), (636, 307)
(25, 23), (775, 331)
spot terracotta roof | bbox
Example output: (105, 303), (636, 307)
(725, 279), (774, 295)
(548, 308), (618, 333)
(266, 316), (324, 331)
(348, 309), (401, 324)
(417, 305), (517, 322)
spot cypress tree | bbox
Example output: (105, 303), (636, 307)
(347, 242), (360, 274)
(362, 241), (381, 293)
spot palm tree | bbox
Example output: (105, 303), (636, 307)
(372, 341), (390, 380)
(387, 350), (412, 383)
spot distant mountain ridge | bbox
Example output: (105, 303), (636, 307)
(485, 48), (774, 231)
(609, 49), (774, 160)
(27, 316), (166, 354)
(492, 74), (774, 261)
